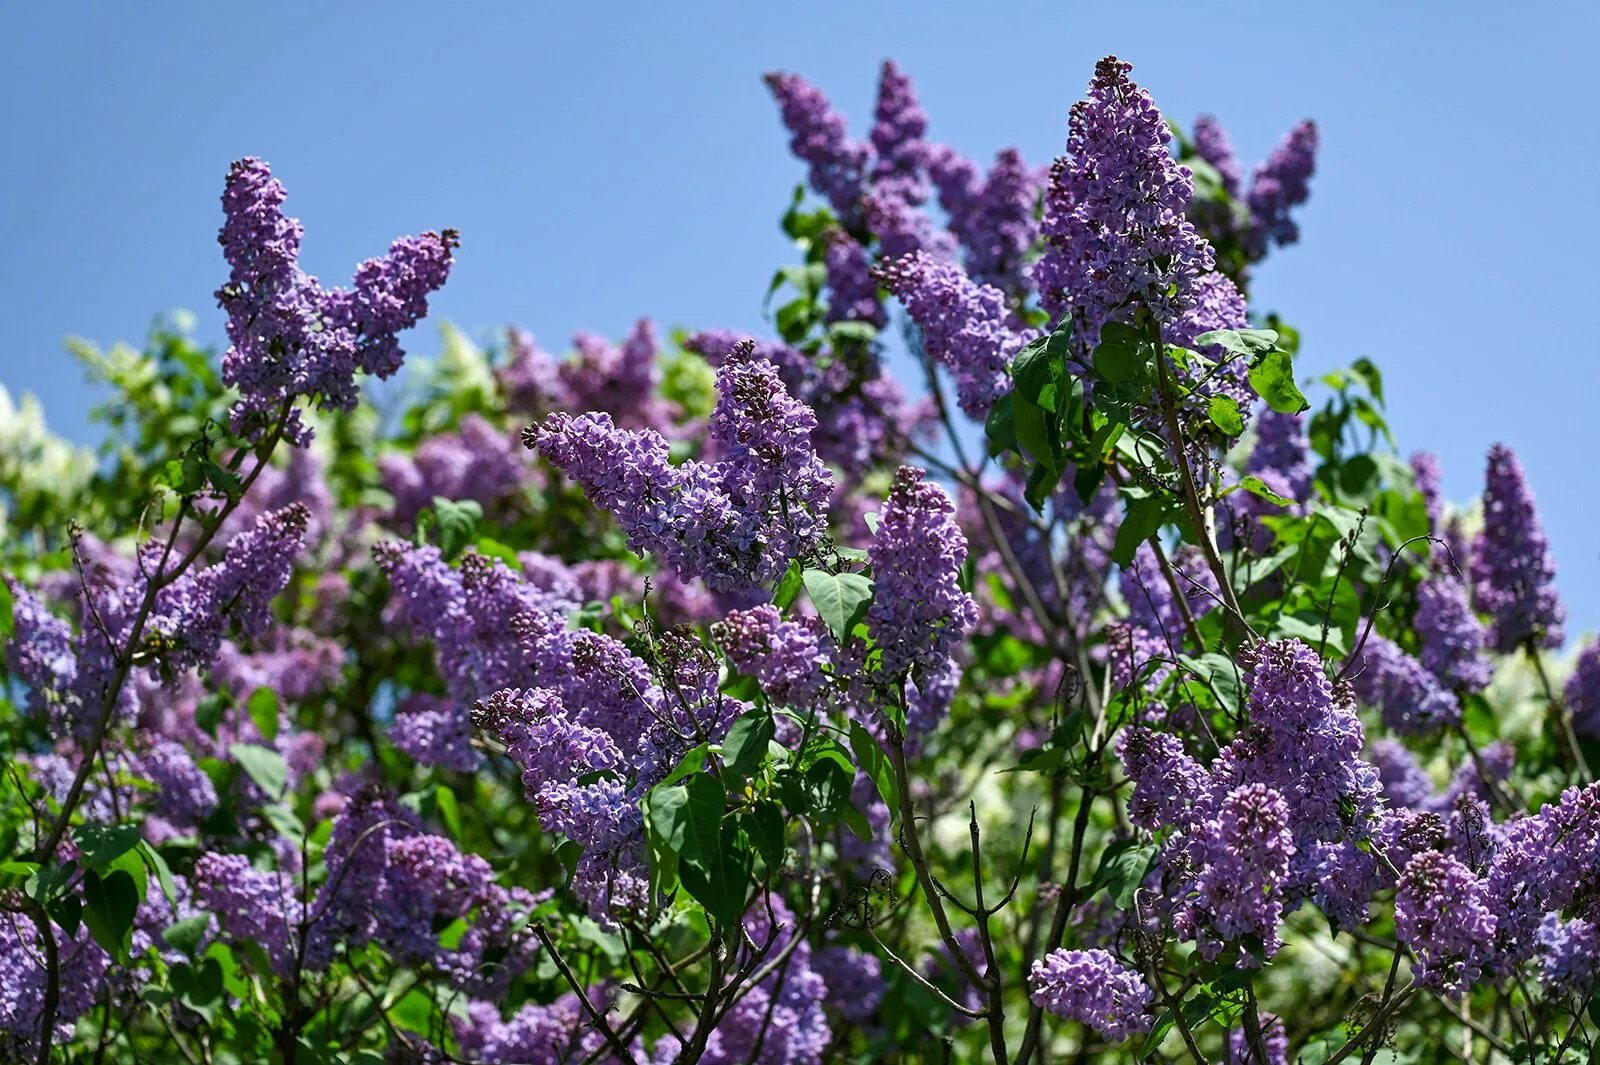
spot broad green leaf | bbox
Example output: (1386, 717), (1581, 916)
(1111, 497), (1172, 568)
(76, 823), (142, 869)
(83, 869), (140, 961)
(1249, 349), (1310, 414)
(1093, 840), (1157, 909)
(723, 711), (775, 778)
(434, 784), (463, 840)
(431, 497), (483, 562)
(742, 801), (786, 870)
(673, 774), (748, 926)
(0, 579), (12, 639)
(1193, 327), (1280, 357)
(802, 569), (873, 642)
(772, 559), (805, 610)
(163, 912), (213, 955)
(848, 723), (899, 816)
(247, 687), (280, 742)
(229, 743), (288, 799)
(1238, 475), (1295, 507)
(1206, 394), (1245, 436)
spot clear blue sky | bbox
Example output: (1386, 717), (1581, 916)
(3, 3), (1596, 633)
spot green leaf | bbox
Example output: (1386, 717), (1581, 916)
(772, 560), (805, 611)
(672, 774), (748, 926)
(170, 958), (226, 1023)
(802, 569), (873, 642)
(1111, 497), (1172, 568)
(76, 823), (143, 869)
(983, 392), (1017, 457)
(229, 743), (287, 799)
(1238, 475), (1295, 508)
(247, 687), (280, 742)
(643, 784), (687, 898)
(1179, 653), (1243, 718)
(83, 869), (140, 961)
(431, 497), (483, 562)
(723, 711), (774, 778)
(1193, 328), (1280, 357)
(1093, 323), (1155, 385)
(1206, 394), (1245, 436)
(1249, 349), (1310, 414)
(138, 841), (178, 905)
(743, 801), (786, 870)
(46, 893), (81, 937)
(1093, 840), (1157, 909)
(0, 579), (13, 639)
(434, 784), (463, 841)
(848, 723), (899, 817)
(162, 912), (213, 956)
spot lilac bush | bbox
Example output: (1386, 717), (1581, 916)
(1, 51), (1595, 1065)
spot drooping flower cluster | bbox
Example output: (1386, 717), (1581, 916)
(1245, 120), (1319, 258)
(1415, 575), (1493, 692)
(763, 72), (872, 219)
(867, 468), (979, 686)
(1568, 639), (1600, 739)
(927, 145), (1044, 299)
(1351, 634), (1461, 734)
(1471, 444), (1564, 651)
(1034, 56), (1214, 341)
(1027, 948), (1153, 1042)
(215, 157), (456, 443)
(875, 250), (1033, 419)
(529, 342), (833, 592)
(1192, 114), (1243, 195)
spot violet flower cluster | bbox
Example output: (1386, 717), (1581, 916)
(215, 157), (456, 443)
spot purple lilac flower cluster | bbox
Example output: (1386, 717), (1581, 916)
(1034, 56), (1214, 343)
(215, 158), (455, 443)
(528, 342), (833, 592)
(1028, 948), (1152, 1041)
(1472, 444), (1565, 651)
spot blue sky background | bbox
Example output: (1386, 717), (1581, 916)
(3, 2), (1596, 633)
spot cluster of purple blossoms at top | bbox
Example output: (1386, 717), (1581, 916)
(215, 157), (455, 443)
(1027, 948), (1152, 1042)
(1351, 634), (1461, 734)
(683, 329), (919, 480)
(1414, 575), (1493, 692)
(1034, 56), (1214, 342)
(875, 250), (1034, 420)
(867, 468), (979, 685)
(1472, 444), (1565, 651)
(528, 342), (833, 593)
(763, 71), (872, 219)
(1245, 120), (1319, 258)
(1567, 639), (1600, 740)
(1191, 114), (1244, 195)
(926, 145), (1044, 300)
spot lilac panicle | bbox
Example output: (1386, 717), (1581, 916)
(715, 604), (831, 705)
(1351, 634), (1461, 734)
(824, 233), (886, 327)
(870, 59), (928, 189)
(148, 502), (310, 675)
(1119, 727), (1210, 831)
(764, 71), (870, 218)
(379, 413), (526, 525)
(1471, 444), (1564, 651)
(1245, 120), (1318, 258)
(1411, 450), (1445, 533)
(215, 158), (455, 442)
(4, 578), (78, 726)
(875, 251), (1030, 420)
(867, 468), (979, 683)
(1192, 114), (1243, 196)
(530, 343), (832, 592)
(1034, 56), (1214, 340)
(193, 852), (303, 974)
(1027, 948), (1152, 1042)
(932, 146), (1043, 298)
(1396, 850), (1498, 997)
(1415, 576), (1493, 692)
(1567, 639), (1600, 739)
(1181, 783), (1295, 962)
